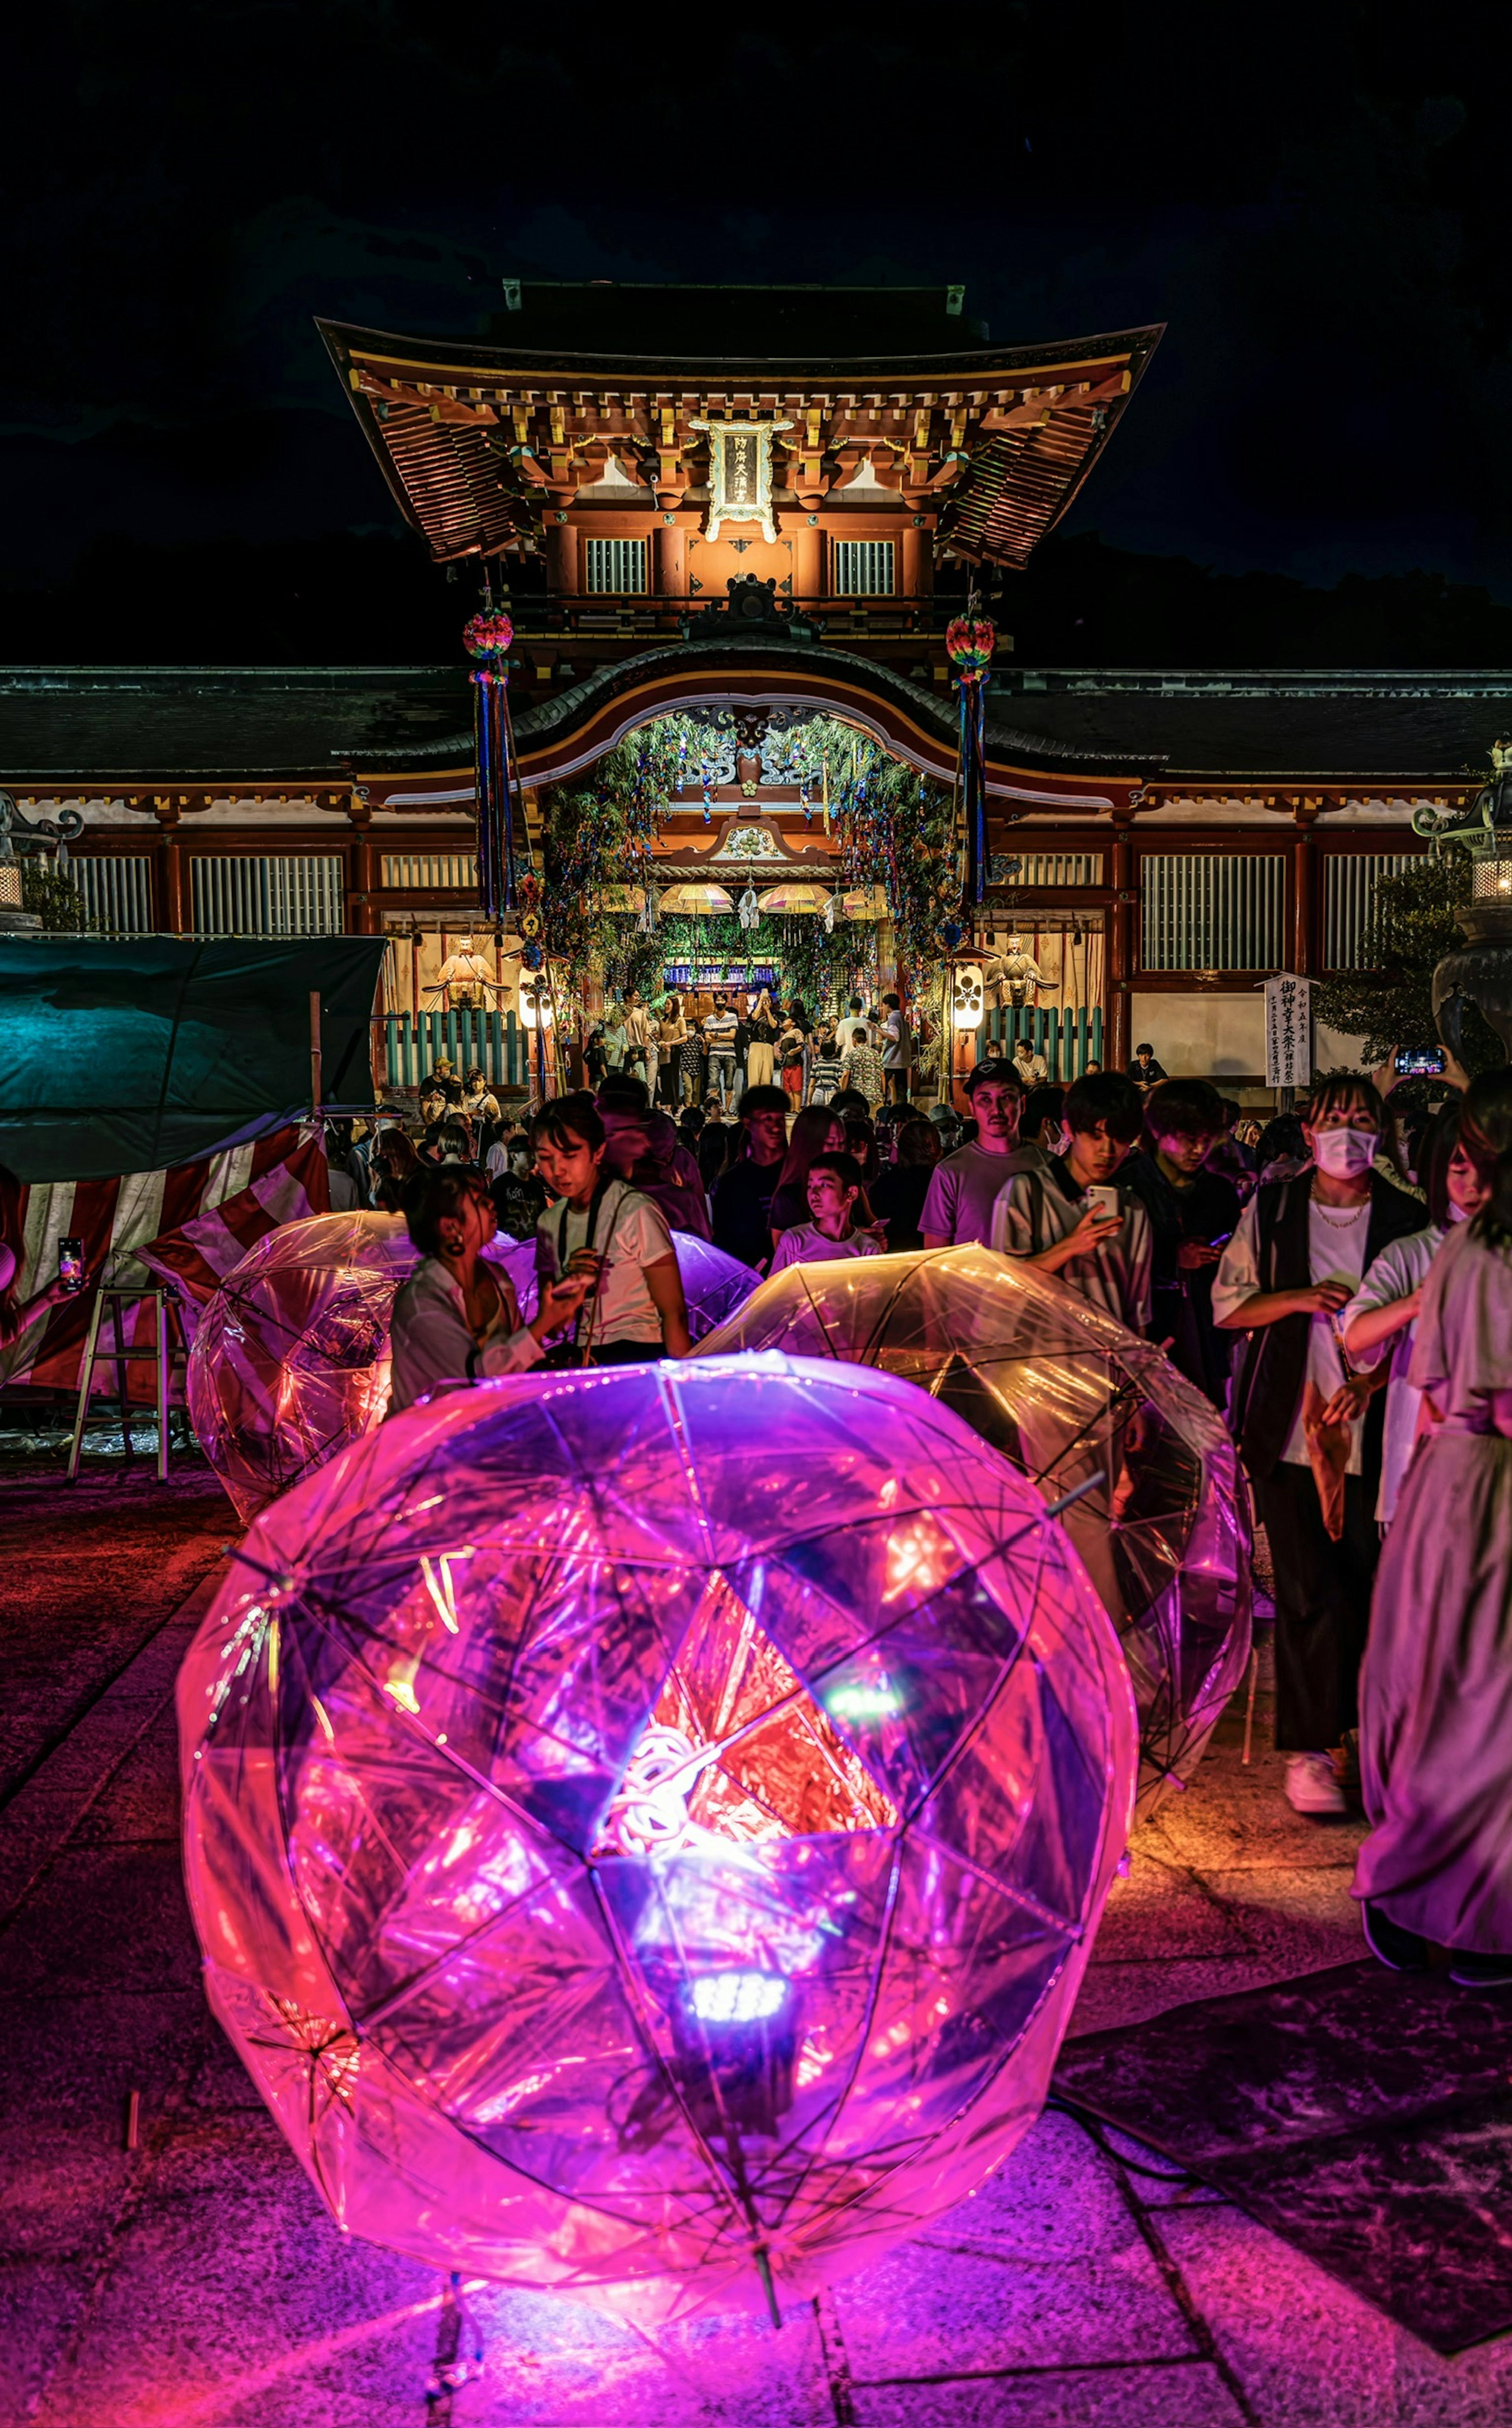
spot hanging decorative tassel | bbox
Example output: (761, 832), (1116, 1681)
(945, 608), (995, 907)
(463, 605), (518, 916)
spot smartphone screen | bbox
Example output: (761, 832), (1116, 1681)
(1394, 1047), (1447, 1077)
(58, 1237), (85, 1293)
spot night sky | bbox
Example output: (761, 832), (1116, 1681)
(6, 4), (1512, 664)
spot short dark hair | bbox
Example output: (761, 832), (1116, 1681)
(1135, 1042), (1154, 1055)
(964, 1058), (1023, 1098)
(1023, 1083), (1064, 1132)
(1257, 1113), (1306, 1165)
(1304, 1075), (1386, 1130)
(598, 1072), (651, 1113)
(882, 991), (900, 1009)
(851, 1026), (869, 1046)
(530, 1093), (605, 1155)
(737, 1084), (789, 1118)
(808, 1150), (865, 1194)
(1145, 1077), (1225, 1140)
(404, 1164), (490, 1256)
(1065, 1070), (1145, 1143)
(896, 1116), (939, 1167)
(1219, 1097), (1242, 1128)
(849, 995), (863, 1011)
(826, 1088), (869, 1119)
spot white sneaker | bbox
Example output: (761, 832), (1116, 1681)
(1286, 1753), (1347, 1816)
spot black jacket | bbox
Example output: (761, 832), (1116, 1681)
(1230, 1169), (1423, 1480)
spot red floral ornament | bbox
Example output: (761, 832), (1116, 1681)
(945, 615), (995, 681)
(463, 609), (514, 670)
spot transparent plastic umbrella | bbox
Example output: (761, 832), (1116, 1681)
(179, 1354), (1136, 2323)
(697, 1245), (1252, 1815)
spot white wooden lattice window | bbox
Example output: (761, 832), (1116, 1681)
(583, 538), (647, 594)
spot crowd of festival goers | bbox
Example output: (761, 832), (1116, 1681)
(8, 978), (1505, 1996)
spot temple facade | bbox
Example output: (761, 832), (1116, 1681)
(0, 284), (1503, 1089)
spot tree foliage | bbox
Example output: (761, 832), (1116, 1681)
(21, 863), (94, 931)
(1313, 848), (1502, 1069)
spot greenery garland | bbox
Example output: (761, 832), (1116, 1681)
(535, 710), (938, 1013)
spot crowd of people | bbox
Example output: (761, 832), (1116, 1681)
(294, 1013), (1512, 1996)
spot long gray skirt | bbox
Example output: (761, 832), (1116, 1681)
(1355, 1430), (1512, 1952)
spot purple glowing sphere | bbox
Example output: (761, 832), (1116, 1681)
(179, 1354), (1135, 2322)
(187, 1211), (757, 1520)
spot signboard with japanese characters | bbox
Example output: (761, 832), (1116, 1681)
(1264, 974), (1312, 1088)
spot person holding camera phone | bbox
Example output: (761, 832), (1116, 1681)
(0, 1174), (95, 1348)
(989, 1070), (1153, 1333)
(532, 1094), (691, 1365)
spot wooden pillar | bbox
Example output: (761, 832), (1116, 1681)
(789, 518), (823, 600)
(152, 808), (187, 934)
(900, 518), (926, 598)
(546, 518), (578, 596)
(346, 801), (379, 935)
(1108, 815), (1136, 1071)
(1292, 809), (1319, 976)
(653, 521), (686, 595)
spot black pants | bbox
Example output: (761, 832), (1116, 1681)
(1252, 1462), (1380, 1751)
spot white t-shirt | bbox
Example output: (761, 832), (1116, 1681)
(536, 1179), (674, 1348)
(1212, 1192), (1373, 1473)
(769, 1224), (886, 1275)
(1341, 1224), (1445, 1521)
(835, 1016), (868, 1054)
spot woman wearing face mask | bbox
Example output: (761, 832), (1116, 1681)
(1340, 1105), (1486, 1528)
(1353, 1072), (1512, 1986)
(1214, 1078), (1423, 1816)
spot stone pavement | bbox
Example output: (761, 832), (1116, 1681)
(4, 1469), (1511, 2426)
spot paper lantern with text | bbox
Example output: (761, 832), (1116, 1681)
(187, 1213), (759, 1521)
(697, 1245), (1252, 1816)
(179, 1354), (1134, 2324)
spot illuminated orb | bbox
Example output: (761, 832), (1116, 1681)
(187, 1213), (758, 1521)
(179, 1354), (1135, 2324)
(697, 1245), (1252, 1815)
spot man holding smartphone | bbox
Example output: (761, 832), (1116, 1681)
(989, 1071), (1152, 1332)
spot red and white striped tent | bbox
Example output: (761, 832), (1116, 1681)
(2, 1127), (330, 1400)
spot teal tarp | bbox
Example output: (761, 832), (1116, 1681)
(0, 936), (387, 1182)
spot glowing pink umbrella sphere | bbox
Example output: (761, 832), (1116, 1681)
(187, 1212), (756, 1521)
(179, 1355), (1135, 2323)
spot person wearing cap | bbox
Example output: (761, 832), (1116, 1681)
(920, 1060), (1045, 1250)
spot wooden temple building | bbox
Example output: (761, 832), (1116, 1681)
(0, 282), (1505, 1087)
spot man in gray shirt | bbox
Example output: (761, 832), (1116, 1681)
(920, 1060), (1048, 1248)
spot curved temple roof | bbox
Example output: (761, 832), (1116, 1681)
(317, 292), (1163, 571)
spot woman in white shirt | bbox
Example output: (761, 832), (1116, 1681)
(1340, 1106), (1488, 1526)
(532, 1095), (691, 1364)
(388, 1166), (591, 1416)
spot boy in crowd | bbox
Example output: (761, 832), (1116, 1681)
(1122, 1077), (1242, 1403)
(711, 1084), (791, 1267)
(921, 1060), (1040, 1249)
(769, 1152), (886, 1273)
(989, 1070), (1153, 1332)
